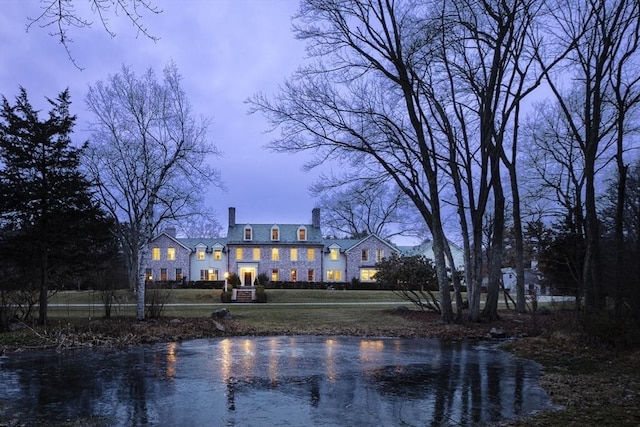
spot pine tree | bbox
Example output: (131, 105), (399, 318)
(0, 87), (116, 325)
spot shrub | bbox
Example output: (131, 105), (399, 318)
(220, 291), (232, 303)
(255, 285), (267, 303)
(145, 283), (171, 318)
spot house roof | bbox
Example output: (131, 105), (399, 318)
(398, 239), (463, 257)
(226, 223), (323, 244)
(178, 238), (228, 251)
(323, 238), (361, 252)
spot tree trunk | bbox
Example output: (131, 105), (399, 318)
(583, 154), (603, 310)
(432, 227), (453, 323)
(468, 222), (484, 322)
(38, 247), (48, 326)
(444, 241), (464, 322)
(509, 168), (527, 312)
(136, 247), (147, 321)
(482, 160), (505, 320)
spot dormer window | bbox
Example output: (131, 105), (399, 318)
(271, 226), (280, 241)
(297, 226), (307, 241)
(244, 225), (252, 241)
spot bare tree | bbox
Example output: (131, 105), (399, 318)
(313, 178), (426, 240)
(423, 0), (548, 320)
(179, 213), (224, 239)
(84, 62), (222, 320)
(26, 0), (161, 69)
(537, 0), (640, 309)
(249, 0), (457, 323)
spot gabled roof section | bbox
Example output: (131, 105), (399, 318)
(343, 234), (400, 254)
(149, 232), (192, 251)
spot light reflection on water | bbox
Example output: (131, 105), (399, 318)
(0, 336), (552, 426)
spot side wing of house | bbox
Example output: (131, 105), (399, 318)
(185, 239), (228, 282)
(343, 235), (400, 282)
(322, 240), (358, 282)
(147, 233), (191, 281)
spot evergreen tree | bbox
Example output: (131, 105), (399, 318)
(0, 87), (116, 325)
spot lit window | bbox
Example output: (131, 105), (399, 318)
(175, 268), (183, 281)
(298, 227), (307, 241)
(271, 226), (279, 241)
(197, 249), (205, 260)
(160, 268), (167, 281)
(236, 248), (243, 260)
(271, 248), (279, 261)
(308, 269), (314, 282)
(145, 268), (153, 280)
(271, 269), (279, 281)
(361, 249), (369, 262)
(376, 249), (384, 262)
(244, 226), (252, 240)
(327, 270), (342, 281)
(330, 248), (339, 261)
(307, 248), (315, 260)
(152, 247), (160, 260)
(290, 248), (298, 261)
(167, 247), (176, 261)
(200, 269), (218, 281)
(214, 249), (222, 260)
(360, 269), (378, 281)
(253, 248), (261, 261)
(291, 269), (297, 282)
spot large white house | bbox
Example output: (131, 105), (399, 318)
(145, 207), (464, 288)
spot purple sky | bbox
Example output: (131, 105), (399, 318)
(0, 0), (324, 228)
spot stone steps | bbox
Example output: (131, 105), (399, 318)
(235, 290), (253, 303)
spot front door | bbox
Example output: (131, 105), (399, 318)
(238, 265), (257, 287)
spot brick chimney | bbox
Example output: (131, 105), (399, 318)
(312, 208), (321, 228)
(229, 207), (236, 228)
(165, 226), (177, 238)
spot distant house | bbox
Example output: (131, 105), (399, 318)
(145, 207), (463, 296)
(501, 267), (546, 296)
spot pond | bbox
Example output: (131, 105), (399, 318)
(0, 336), (552, 426)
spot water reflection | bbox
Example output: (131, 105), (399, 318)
(0, 337), (552, 426)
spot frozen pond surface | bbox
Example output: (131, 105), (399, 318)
(0, 336), (552, 426)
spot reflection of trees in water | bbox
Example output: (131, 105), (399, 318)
(364, 344), (538, 425)
(2, 338), (548, 426)
(223, 374), (326, 412)
(125, 351), (149, 426)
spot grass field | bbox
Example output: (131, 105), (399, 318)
(44, 289), (411, 321)
(42, 289), (574, 333)
(48, 288), (408, 304)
